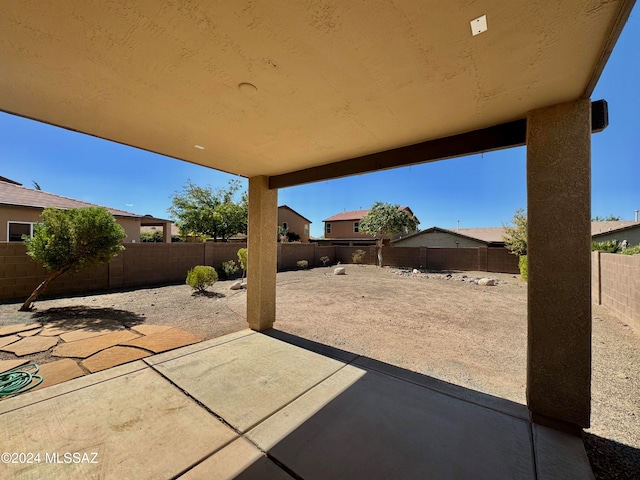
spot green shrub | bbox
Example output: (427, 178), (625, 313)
(519, 255), (528, 282)
(220, 260), (239, 279)
(621, 244), (640, 255)
(352, 249), (366, 264)
(186, 266), (218, 292)
(591, 240), (620, 253)
(297, 260), (308, 269)
(140, 230), (163, 242)
(320, 256), (330, 266)
(237, 248), (248, 279)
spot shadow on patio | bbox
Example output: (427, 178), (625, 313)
(0, 329), (593, 479)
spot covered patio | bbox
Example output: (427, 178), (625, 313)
(0, 1), (636, 477)
(0, 330), (593, 479)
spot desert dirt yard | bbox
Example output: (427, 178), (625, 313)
(1, 264), (639, 474)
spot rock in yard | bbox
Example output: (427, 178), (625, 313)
(230, 281), (244, 290)
(412, 269), (419, 274)
(478, 278), (497, 286)
(334, 267), (346, 275)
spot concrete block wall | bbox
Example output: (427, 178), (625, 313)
(594, 252), (640, 334)
(487, 248), (520, 274)
(0, 242), (520, 301)
(278, 243), (317, 270)
(334, 246), (377, 265)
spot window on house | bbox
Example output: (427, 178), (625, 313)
(326, 223), (332, 234)
(354, 222), (360, 233)
(304, 224), (309, 232)
(282, 222), (288, 230)
(8, 222), (34, 242)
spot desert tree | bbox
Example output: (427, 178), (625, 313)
(168, 179), (248, 242)
(359, 202), (419, 267)
(502, 208), (527, 257)
(20, 207), (126, 311)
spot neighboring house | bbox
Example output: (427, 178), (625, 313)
(591, 221), (640, 246)
(393, 221), (640, 248)
(392, 226), (505, 248)
(0, 177), (172, 243)
(278, 205), (312, 243)
(320, 207), (418, 246)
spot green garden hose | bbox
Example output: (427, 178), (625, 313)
(0, 364), (43, 398)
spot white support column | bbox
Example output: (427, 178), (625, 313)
(247, 176), (278, 331)
(526, 99), (592, 431)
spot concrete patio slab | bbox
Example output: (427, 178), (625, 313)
(120, 327), (200, 353)
(130, 324), (173, 336)
(52, 330), (140, 358)
(353, 355), (530, 421)
(0, 358), (29, 374)
(0, 331), (595, 479)
(150, 332), (346, 432)
(178, 437), (291, 480)
(0, 323), (41, 336)
(0, 361), (148, 414)
(0, 336), (58, 356)
(59, 327), (124, 343)
(533, 424), (595, 480)
(31, 358), (86, 392)
(248, 364), (535, 479)
(82, 346), (152, 373)
(144, 329), (255, 366)
(0, 367), (238, 480)
(0, 334), (20, 349)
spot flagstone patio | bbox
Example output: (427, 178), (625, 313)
(0, 329), (594, 479)
(0, 322), (201, 391)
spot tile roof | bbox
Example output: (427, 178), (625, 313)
(0, 179), (140, 218)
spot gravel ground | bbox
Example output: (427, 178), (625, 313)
(1, 265), (638, 477)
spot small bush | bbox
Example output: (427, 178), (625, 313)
(186, 266), (218, 292)
(591, 240), (620, 253)
(519, 255), (528, 282)
(140, 230), (163, 242)
(297, 260), (308, 269)
(320, 256), (330, 266)
(352, 249), (366, 264)
(221, 260), (238, 279)
(237, 248), (248, 278)
(621, 244), (640, 255)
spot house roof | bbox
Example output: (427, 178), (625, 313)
(0, 178), (150, 219)
(393, 226), (501, 245)
(591, 221), (640, 237)
(278, 205), (312, 224)
(0, 2), (631, 183)
(394, 221), (640, 245)
(324, 206), (414, 222)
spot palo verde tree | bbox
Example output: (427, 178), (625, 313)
(502, 208), (527, 257)
(502, 208), (528, 280)
(20, 207), (126, 311)
(168, 179), (248, 242)
(359, 202), (419, 267)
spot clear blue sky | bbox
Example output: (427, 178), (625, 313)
(1, 8), (638, 239)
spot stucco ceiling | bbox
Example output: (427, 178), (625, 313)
(0, 1), (633, 180)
